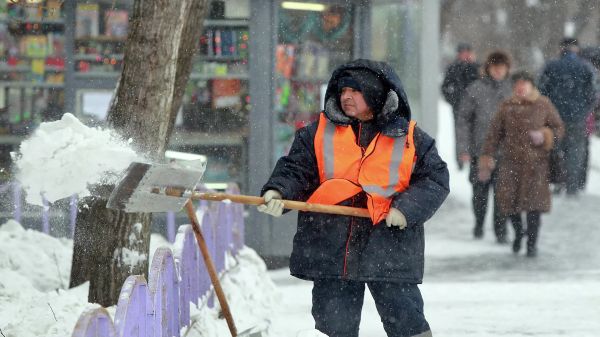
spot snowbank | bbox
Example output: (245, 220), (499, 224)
(13, 113), (144, 206)
(0, 220), (277, 337)
(0, 220), (71, 292)
(0, 221), (97, 337)
(184, 247), (280, 336)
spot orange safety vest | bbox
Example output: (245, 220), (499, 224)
(307, 113), (417, 224)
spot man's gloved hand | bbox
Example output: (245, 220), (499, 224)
(385, 208), (407, 229)
(257, 190), (284, 217)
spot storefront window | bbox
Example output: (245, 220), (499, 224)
(273, 2), (354, 158)
(371, 0), (422, 120)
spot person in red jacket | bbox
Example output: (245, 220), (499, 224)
(258, 59), (449, 337)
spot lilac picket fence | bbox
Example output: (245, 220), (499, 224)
(0, 181), (201, 244)
(70, 183), (245, 337)
(0, 181), (78, 236)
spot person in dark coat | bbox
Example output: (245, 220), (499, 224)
(479, 71), (564, 257)
(577, 47), (600, 191)
(442, 42), (480, 169)
(455, 50), (512, 241)
(258, 59), (449, 337)
(538, 38), (595, 196)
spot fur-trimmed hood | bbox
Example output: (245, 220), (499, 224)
(323, 59), (412, 137)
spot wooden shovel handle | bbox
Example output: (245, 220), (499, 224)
(192, 192), (371, 218)
(184, 200), (237, 336)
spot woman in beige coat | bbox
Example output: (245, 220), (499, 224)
(479, 71), (565, 257)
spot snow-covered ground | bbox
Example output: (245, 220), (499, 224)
(0, 222), (278, 337)
(1, 101), (600, 336)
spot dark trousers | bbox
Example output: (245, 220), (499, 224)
(561, 121), (587, 194)
(312, 279), (431, 337)
(470, 159), (506, 240)
(509, 211), (541, 252)
(451, 105), (462, 169)
(577, 136), (590, 190)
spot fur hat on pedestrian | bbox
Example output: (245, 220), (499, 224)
(511, 70), (536, 86)
(483, 50), (511, 77)
(338, 68), (388, 116)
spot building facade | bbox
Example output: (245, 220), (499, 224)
(0, 0), (440, 259)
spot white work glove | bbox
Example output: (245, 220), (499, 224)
(257, 190), (284, 217)
(385, 208), (407, 229)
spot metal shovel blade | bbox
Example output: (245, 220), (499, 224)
(106, 162), (206, 213)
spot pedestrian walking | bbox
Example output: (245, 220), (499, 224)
(478, 71), (564, 257)
(257, 59), (449, 337)
(442, 42), (480, 169)
(456, 50), (512, 241)
(577, 46), (600, 191)
(538, 38), (595, 196)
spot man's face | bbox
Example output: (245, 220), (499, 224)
(340, 87), (374, 121)
(489, 64), (508, 81)
(458, 50), (475, 62)
(513, 79), (533, 98)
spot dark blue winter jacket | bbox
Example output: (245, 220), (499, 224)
(539, 51), (595, 123)
(262, 59), (449, 283)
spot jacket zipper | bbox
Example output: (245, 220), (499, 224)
(358, 122), (366, 155)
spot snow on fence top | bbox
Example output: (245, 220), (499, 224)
(71, 186), (245, 337)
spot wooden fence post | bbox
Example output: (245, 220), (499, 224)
(71, 307), (116, 337)
(148, 248), (180, 337)
(113, 275), (153, 337)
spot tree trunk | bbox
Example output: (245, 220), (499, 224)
(70, 186), (152, 304)
(70, 0), (208, 306)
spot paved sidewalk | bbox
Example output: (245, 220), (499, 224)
(268, 194), (600, 336)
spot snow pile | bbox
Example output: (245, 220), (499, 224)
(0, 220), (97, 337)
(13, 113), (144, 206)
(0, 218), (278, 337)
(184, 247), (280, 337)
(0, 220), (71, 292)
(0, 281), (97, 337)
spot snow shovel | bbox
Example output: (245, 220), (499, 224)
(106, 162), (370, 335)
(107, 162), (371, 217)
(107, 162), (240, 336)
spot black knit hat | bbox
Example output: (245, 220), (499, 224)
(456, 42), (472, 53)
(337, 69), (387, 114)
(560, 38), (578, 48)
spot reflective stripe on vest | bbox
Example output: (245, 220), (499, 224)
(308, 113), (416, 224)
